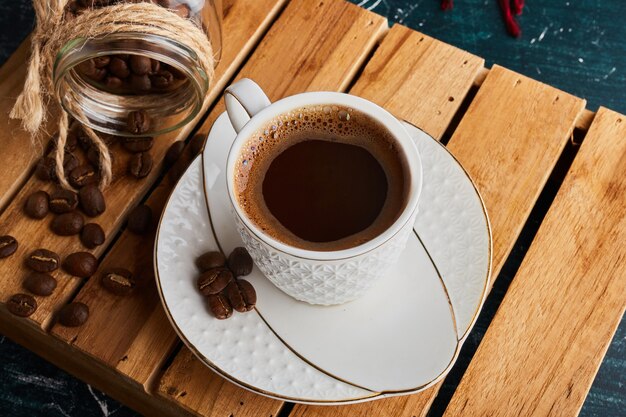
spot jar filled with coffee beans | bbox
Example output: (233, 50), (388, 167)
(53, 0), (223, 137)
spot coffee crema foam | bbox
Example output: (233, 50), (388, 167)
(234, 105), (408, 251)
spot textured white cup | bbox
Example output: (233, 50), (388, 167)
(224, 79), (422, 305)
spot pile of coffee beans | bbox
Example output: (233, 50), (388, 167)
(195, 247), (256, 320)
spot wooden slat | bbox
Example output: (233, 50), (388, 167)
(0, 0), (285, 329)
(0, 37), (55, 211)
(350, 25), (484, 140)
(156, 0), (388, 413)
(38, 0), (287, 397)
(443, 107), (626, 416)
(291, 52), (585, 417)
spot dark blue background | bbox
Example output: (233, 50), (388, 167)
(1, 1), (624, 416)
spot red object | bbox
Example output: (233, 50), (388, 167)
(440, 0), (453, 11)
(499, 0), (521, 37)
(440, 0), (523, 38)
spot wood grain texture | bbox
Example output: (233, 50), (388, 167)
(350, 24), (484, 139)
(0, 0), (286, 329)
(159, 348), (283, 417)
(447, 64), (585, 283)
(443, 107), (626, 417)
(156, 0), (388, 413)
(0, 37), (55, 212)
(292, 52), (586, 417)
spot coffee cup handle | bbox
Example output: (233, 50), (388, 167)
(224, 79), (272, 133)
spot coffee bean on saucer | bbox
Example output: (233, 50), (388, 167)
(80, 223), (105, 249)
(63, 252), (98, 278)
(49, 188), (79, 214)
(207, 293), (232, 320)
(189, 134), (205, 156)
(7, 293), (37, 317)
(69, 165), (99, 188)
(164, 141), (185, 167)
(24, 190), (49, 219)
(123, 136), (153, 153)
(129, 152), (153, 179)
(127, 204), (152, 234)
(51, 212), (84, 236)
(23, 272), (57, 296)
(127, 110), (151, 134)
(0, 235), (18, 258)
(196, 251), (226, 272)
(58, 302), (89, 327)
(228, 247), (253, 277)
(26, 249), (60, 272)
(79, 184), (106, 217)
(101, 268), (136, 296)
(197, 267), (232, 296)
(225, 279), (256, 312)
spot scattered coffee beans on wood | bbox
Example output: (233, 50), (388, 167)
(63, 252), (98, 278)
(69, 165), (99, 188)
(7, 293), (37, 317)
(129, 152), (153, 178)
(51, 212), (84, 236)
(26, 249), (60, 272)
(24, 191), (49, 219)
(127, 110), (151, 134)
(0, 235), (18, 258)
(101, 268), (136, 296)
(58, 302), (89, 327)
(79, 184), (106, 217)
(23, 272), (57, 296)
(80, 223), (105, 249)
(49, 188), (79, 214)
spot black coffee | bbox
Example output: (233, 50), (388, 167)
(235, 105), (407, 251)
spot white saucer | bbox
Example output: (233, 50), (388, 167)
(155, 113), (491, 404)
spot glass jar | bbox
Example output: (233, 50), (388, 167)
(53, 0), (223, 137)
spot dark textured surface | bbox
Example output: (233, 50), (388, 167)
(1, 1), (624, 416)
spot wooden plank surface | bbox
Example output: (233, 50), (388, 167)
(156, 0), (388, 412)
(0, 0), (285, 329)
(350, 25), (484, 140)
(0, 37), (54, 211)
(291, 46), (585, 417)
(443, 107), (626, 416)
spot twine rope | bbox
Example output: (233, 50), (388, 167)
(11, 1), (215, 189)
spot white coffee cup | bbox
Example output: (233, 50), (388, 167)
(224, 79), (422, 305)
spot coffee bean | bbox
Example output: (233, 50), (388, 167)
(164, 141), (185, 168)
(129, 74), (152, 92)
(196, 251), (226, 272)
(51, 212), (84, 236)
(63, 252), (98, 278)
(36, 153), (78, 182)
(189, 134), (205, 156)
(129, 55), (152, 75)
(109, 57), (130, 78)
(207, 293), (232, 320)
(77, 59), (106, 81)
(24, 190), (49, 219)
(225, 279), (256, 312)
(0, 235), (18, 258)
(129, 152), (153, 179)
(69, 165), (100, 188)
(127, 110), (151, 134)
(105, 76), (123, 89)
(228, 247), (253, 277)
(151, 70), (174, 89)
(26, 249), (60, 272)
(93, 56), (111, 68)
(123, 136), (153, 153)
(49, 188), (79, 214)
(7, 293), (37, 317)
(80, 223), (105, 249)
(79, 184), (106, 217)
(48, 131), (78, 153)
(23, 272), (57, 296)
(150, 59), (161, 74)
(58, 302), (89, 327)
(127, 204), (152, 234)
(197, 267), (233, 296)
(172, 3), (191, 18)
(101, 268), (136, 296)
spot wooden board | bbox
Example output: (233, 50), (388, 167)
(156, 0), (388, 412)
(291, 40), (585, 417)
(443, 107), (626, 417)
